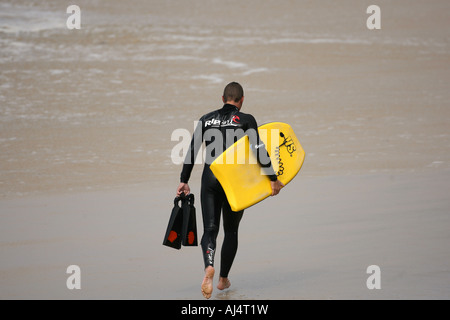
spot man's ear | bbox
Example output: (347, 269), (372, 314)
(222, 96), (226, 103)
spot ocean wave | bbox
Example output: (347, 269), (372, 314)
(192, 74), (224, 84)
(0, 3), (65, 34)
(212, 58), (247, 69)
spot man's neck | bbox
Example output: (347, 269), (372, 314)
(224, 101), (242, 110)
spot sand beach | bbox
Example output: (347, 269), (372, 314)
(1, 0), (449, 299)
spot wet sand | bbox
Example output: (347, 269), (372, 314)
(1, 171), (449, 299)
(1, 0), (450, 299)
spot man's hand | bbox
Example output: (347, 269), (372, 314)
(270, 179), (285, 196)
(176, 183), (190, 197)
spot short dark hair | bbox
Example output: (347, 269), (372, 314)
(223, 82), (244, 103)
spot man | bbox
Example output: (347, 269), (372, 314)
(176, 82), (284, 299)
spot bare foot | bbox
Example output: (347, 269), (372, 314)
(201, 266), (215, 299)
(217, 277), (231, 290)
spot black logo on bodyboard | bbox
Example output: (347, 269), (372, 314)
(275, 131), (296, 176)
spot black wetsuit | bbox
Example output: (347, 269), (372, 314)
(180, 104), (277, 277)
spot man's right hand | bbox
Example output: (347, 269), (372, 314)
(270, 179), (285, 196)
(176, 183), (190, 197)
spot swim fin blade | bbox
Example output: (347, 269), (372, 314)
(181, 194), (198, 247)
(162, 196), (183, 249)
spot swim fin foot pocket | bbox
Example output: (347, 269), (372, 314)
(163, 193), (198, 250)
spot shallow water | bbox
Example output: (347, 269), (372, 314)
(1, 0), (449, 198)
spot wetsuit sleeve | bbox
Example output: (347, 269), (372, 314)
(247, 115), (278, 181)
(180, 117), (204, 184)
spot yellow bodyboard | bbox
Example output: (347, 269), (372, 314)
(210, 122), (305, 212)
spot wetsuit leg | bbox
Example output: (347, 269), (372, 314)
(200, 165), (244, 276)
(200, 166), (225, 269)
(220, 201), (243, 278)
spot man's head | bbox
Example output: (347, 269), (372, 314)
(222, 82), (244, 109)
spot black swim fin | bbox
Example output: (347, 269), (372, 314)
(181, 193), (198, 247)
(162, 196), (183, 249)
